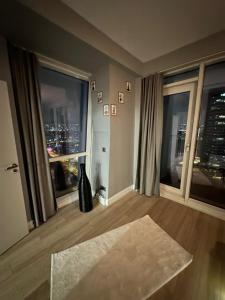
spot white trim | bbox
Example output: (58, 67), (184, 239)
(85, 83), (93, 181)
(162, 82), (197, 198)
(160, 191), (225, 221)
(27, 220), (35, 231)
(160, 183), (184, 202)
(57, 191), (78, 209)
(49, 152), (88, 163)
(203, 54), (225, 66)
(162, 63), (201, 76)
(179, 83), (197, 196)
(37, 53), (91, 80)
(98, 195), (107, 206)
(161, 51), (225, 76)
(109, 185), (134, 206)
(163, 77), (198, 89)
(98, 185), (134, 206)
(184, 63), (205, 202)
(50, 254), (54, 300)
(188, 198), (225, 221)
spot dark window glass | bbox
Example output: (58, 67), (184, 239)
(164, 68), (199, 85)
(50, 156), (85, 198)
(39, 67), (89, 157)
(160, 92), (189, 188)
(39, 67), (89, 198)
(190, 62), (225, 209)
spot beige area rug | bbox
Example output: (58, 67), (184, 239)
(51, 215), (192, 300)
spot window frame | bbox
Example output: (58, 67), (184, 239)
(38, 54), (92, 200)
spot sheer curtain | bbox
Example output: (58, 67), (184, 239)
(135, 73), (163, 196)
(8, 44), (56, 226)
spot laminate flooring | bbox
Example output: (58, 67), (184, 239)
(0, 192), (225, 300)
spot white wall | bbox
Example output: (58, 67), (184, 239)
(91, 65), (110, 199)
(91, 63), (137, 201)
(108, 64), (136, 198)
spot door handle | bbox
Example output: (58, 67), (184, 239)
(5, 163), (18, 172)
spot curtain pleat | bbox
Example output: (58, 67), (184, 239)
(8, 44), (57, 226)
(135, 73), (163, 196)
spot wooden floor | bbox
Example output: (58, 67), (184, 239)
(1, 192), (225, 300)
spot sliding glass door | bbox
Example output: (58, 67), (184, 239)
(161, 61), (225, 213)
(160, 83), (196, 199)
(189, 62), (225, 209)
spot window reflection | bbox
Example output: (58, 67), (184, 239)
(50, 157), (85, 198)
(39, 67), (89, 198)
(39, 67), (89, 157)
(190, 62), (225, 209)
(160, 92), (189, 188)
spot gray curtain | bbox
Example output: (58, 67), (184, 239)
(8, 44), (56, 227)
(135, 73), (163, 196)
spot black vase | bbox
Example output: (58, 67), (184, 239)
(78, 163), (93, 212)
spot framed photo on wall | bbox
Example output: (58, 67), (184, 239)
(97, 91), (103, 103)
(91, 80), (96, 91)
(126, 81), (131, 92)
(118, 92), (124, 104)
(103, 104), (110, 116)
(111, 104), (117, 116)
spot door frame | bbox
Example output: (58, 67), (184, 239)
(184, 64), (205, 204)
(161, 59), (225, 221)
(160, 80), (197, 203)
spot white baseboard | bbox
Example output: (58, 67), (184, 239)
(27, 220), (34, 231)
(188, 198), (225, 221)
(98, 185), (134, 207)
(108, 185), (134, 205)
(57, 192), (78, 209)
(160, 190), (225, 221)
(98, 195), (107, 206)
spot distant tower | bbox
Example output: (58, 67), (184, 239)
(201, 88), (225, 166)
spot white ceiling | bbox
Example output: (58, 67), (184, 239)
(61, 0), (225, 63)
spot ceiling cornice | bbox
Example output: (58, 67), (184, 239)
(18, 0), (143, 75)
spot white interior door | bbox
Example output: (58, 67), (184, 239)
(160, 82), (196, 202)
(0, 80), (28, 255)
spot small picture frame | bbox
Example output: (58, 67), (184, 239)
(103, 104), (110, 116)
(118, 92), (124, 104)
(111, 104), (117, 116)
(126, 81), (131, 92)
(97, 91), (103, 103)
(91, 80), (96, 91)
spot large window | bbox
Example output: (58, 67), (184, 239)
(39, 66), (89, 198)
(190, 62), (225, 209)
